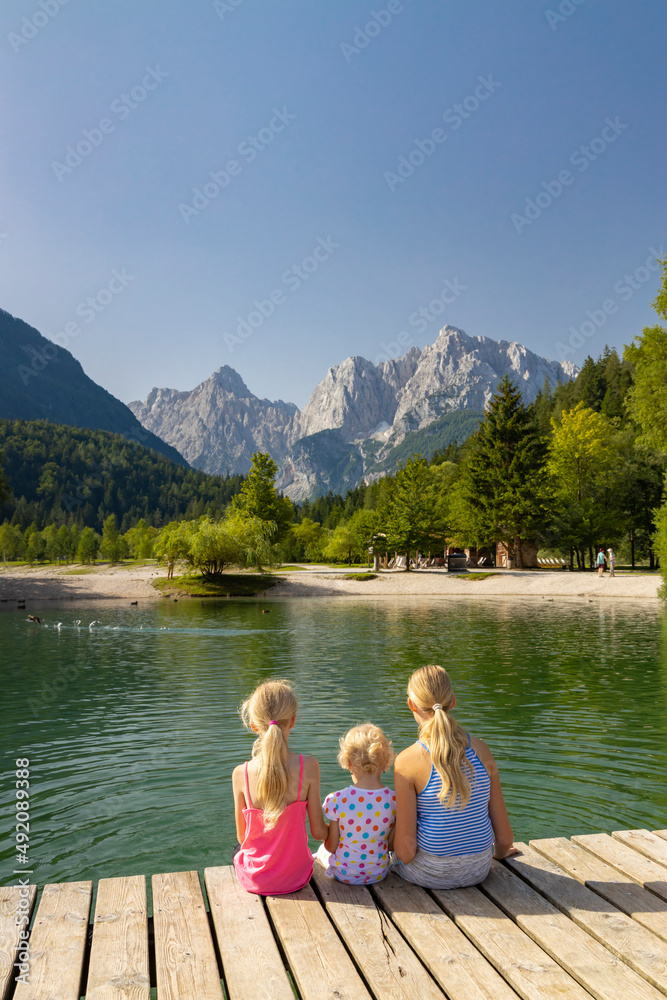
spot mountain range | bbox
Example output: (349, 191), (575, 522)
(0, 307), (577, 500)
(129, 326), (577, 499)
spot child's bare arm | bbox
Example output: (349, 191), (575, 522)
(304, 757), (329, 841)
(324, 819), (340, 853)
(393, 750), (419, 863)
(472, 738), (516, 859)
(387, 823), (395, 851)
(231, 765), (247, 843)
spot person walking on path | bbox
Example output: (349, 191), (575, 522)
(607, 548), (616, 577)
(596, 548), (607, 577)
(166, 558), (174, 580)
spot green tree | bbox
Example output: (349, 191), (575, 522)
(323, 524), (357, 565)
(323, 509), (379, 565)
(0, 521), (21, 563)
(123, 519), (156, 561)
(232, 452), (293, 540)
(230, 511), (278, 572)
(451, 377), (549, 565)
(154, 520), (193, 564)
(654, 501), (667, 597)
(547, 403), (619, 567)
(99, 514), (127, 564)
(57, 523), (79, 564)
(624, 260), (667, 451)
(623, 257), (667, 588)
(377, 456), (442, 570)
(42, 523), (59, 563)
(77, 526), (101, 564)
(23, 524), (44, 564)
(187, 517), (243, 575)
(289, 517), (326, 562)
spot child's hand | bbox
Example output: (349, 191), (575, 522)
(494, 845), (520, 860)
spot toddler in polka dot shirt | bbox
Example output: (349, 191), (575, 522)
(315, 723), (396, 885)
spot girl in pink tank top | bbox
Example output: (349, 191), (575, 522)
(232, 679), (329, 895)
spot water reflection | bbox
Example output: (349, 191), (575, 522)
(0, 597), (665, 884)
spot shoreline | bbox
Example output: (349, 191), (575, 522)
(0, 562), (661, 603)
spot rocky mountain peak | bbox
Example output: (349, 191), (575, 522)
(208, 365), (253, 396)
(129, 326), (578, 492)
(297, 354), (397, 442)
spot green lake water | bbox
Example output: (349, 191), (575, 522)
(1, 597), (666, 887)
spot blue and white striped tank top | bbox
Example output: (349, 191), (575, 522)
(416, 737), (494, 857)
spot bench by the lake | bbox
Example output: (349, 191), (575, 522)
(3, 829), (667, 1000)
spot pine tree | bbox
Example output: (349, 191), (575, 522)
(231, 452), (293, 540)
(452, 376), (549, 565)
(377, 455), (443, 570)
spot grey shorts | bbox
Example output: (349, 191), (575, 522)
(392, 845), (493, 889)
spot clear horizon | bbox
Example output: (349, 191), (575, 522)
(2, 0), (666, 409)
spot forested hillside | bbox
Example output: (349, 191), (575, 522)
(0, 419), (243, 532)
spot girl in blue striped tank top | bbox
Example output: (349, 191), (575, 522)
(393, 664), (516, 889)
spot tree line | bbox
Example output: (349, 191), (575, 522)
(2, 259), (667, 589)
(0, 419), (244, 545)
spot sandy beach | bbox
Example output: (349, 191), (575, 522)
(0, 562), (660, 603)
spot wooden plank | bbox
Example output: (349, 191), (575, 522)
(86, 875), (150, 1000)
(613, 830), (667, 868)
(266, 881), (371, 1000)
(13, 880), (92, 1000)
(573, 833), (667, 902)
(204, 866), (293, 1000)
(152, 870), (223, 1000)
(505, 844), (667, 996)
(372, 873), (520, 1000)
(654, 831), (667, 843)
(532, 837), (667, 944)
(312, 864), (444, 1000)
(0, 885), (37, 1000)
(482, 860), (663, 1000)
(432, 883), (591, 1000)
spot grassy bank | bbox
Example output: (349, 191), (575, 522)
(152, 572), (278, 598)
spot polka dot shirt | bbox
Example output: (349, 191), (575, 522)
(322, 785), (396, 885)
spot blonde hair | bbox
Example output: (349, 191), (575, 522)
(239, 678), (298, 830)
(408, 664), (472, 809)
(338, 723), (394, 775)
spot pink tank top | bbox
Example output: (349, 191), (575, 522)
(234, 754), (314, 895)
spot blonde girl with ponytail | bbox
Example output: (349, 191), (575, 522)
(393, 664), (516, 889)
(232, 679), (329, 895)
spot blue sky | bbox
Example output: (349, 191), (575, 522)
(1, 0), (666, 409)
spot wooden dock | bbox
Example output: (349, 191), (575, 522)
(2, 829), (667, 1000)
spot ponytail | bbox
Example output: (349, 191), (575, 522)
(408, 664), (472, 809)
(239, 679), (298, 830)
